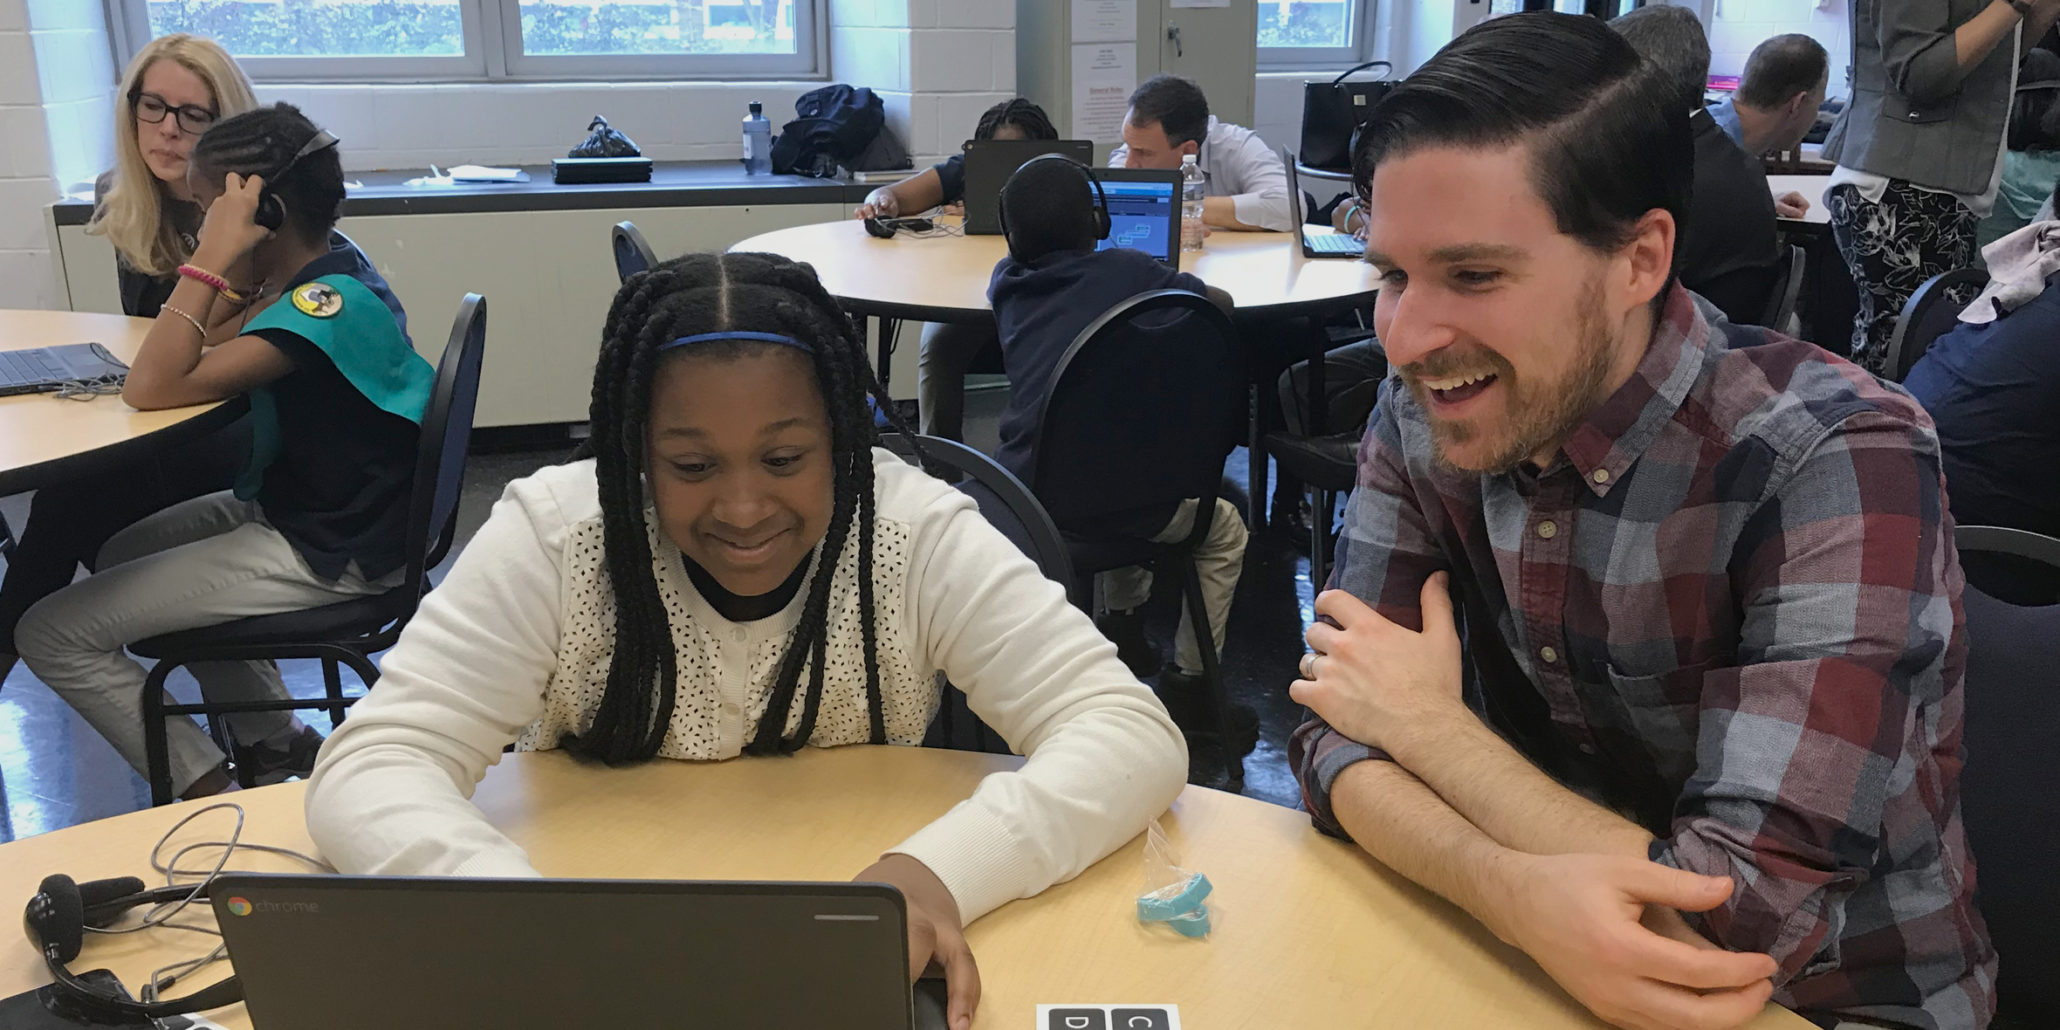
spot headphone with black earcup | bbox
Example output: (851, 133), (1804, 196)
(997, 153), (1111, 261)
(252, 128), (341, 232)
(22, 873), (244, 1020)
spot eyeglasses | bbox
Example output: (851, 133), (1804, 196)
(132, 91), (218, 136)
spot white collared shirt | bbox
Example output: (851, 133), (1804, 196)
(1109, 116), (1294, 232)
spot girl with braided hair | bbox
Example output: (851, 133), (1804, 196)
(306, 252), (1187, 1029)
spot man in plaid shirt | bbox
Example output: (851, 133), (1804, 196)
(1289, 14), (1994, 1030)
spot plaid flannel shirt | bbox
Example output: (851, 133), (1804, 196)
(1291, 286), (1996, 1030)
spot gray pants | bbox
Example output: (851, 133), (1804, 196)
(1100, 497), (1247, 675)
(917, 321), (1002, 440)
(15, 491), (390, 794)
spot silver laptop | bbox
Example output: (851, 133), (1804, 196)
(1283, 150), (1365, 258)
(212, 874), (948, 1029)
(0, 343), (128, 397)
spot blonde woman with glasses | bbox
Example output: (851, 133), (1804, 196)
(0, 35), (257, 693)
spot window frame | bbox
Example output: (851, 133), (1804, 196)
(105, 0), (827, 84)
(1256, 0), (1374, 71)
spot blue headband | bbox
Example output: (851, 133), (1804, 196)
(656, 331), (813, 354)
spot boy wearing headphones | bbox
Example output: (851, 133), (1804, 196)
(987, 156), (1255, 753)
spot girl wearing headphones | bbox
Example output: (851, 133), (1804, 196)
(0, 35), (257, 703)
(14, 104), (433, 801)
(304, 251), (1188, 1030)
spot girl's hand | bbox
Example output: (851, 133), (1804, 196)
(857, 854), (980, 1030)
(195, 172), (273, 265)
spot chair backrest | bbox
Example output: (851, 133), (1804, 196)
(1953, 524), (2060, 1023)
(1030, 289), (1245, 530)
(1886, 268), (1989, 381)
(880, 432), (1073, 586)
(1759, 244), (1806, 334)
(612, 221), (657, 283)
(399, 294), (488, 603)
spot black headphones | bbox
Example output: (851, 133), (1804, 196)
(253, 128), (340, 232)
(22, 873), (243, 1020)
(997, 153), (1110, 261)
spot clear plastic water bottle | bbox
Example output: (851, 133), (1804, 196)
(1180, 154), (1206, 252)
(742, 100), (772, 175)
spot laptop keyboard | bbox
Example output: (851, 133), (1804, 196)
(0, 348), (70, 387)
(1307, 232), (1362, 255)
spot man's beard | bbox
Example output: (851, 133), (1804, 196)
(1406, 275), (1620, 474)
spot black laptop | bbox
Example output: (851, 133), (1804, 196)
(1283, 150), (1365, 259)
(961, 138), (1094, 234)
(211, 875), (948, 1029)
(0, 343), (129, 397)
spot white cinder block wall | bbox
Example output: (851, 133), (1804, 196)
(0, 0), (1015, 309)
(1707, 0), (1850, 91)
(2, 0), (117, 310)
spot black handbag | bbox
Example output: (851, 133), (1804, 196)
(1299, 61), (1394, 172)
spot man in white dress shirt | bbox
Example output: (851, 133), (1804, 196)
(1110, 75), (1294, 232)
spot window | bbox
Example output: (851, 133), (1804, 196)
(108, 0), (822, 82)
(1257, 0), (1370, 68)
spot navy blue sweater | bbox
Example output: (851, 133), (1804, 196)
(989, 247), (1206, 487)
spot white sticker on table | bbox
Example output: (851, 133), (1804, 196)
(1037, 1004), (1182, 1030)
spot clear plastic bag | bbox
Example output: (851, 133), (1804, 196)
(1135, 819), (1212, 938)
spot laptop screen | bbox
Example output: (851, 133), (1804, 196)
(1096, 177), (1179, 263)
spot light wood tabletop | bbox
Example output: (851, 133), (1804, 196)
(0, 747), (1809, 1029)
(0, 309), (235, 495)
(732, 218), (1381, 323)
(1768, 174), (1833, 226)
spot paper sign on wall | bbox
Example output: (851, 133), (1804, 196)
(1070, 43), (1137, 145)
(1071, 0), (1136, 42)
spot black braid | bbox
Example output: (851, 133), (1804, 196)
(565, 252), (923, 765)
(191, 103), (345, 243)
(975, 98), (1059, 142)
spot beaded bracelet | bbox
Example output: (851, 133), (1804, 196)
(160, 303), (206, 339)
(177, 264), (230, 293)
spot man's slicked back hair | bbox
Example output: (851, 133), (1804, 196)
(1352, 12), (1692, 269)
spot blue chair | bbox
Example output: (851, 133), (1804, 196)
(883, 432), (1070, 756)
(1029, 289), (1248, 788)
(133, 295), (488, 804)
(1953, 524), (2060, 1024)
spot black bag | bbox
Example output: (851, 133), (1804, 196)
(770, 85), (887, 178)
(1299, 61), (1394, 172)
(568, 115), (642, 158)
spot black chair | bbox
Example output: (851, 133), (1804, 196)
(0, 512), (13, 560)
(883, 433), (1072, 756)
(133, 295), (488, 805)
(1953, 524), (2060, 1025)
(1884, 268), (1989, 382)
(612, 221), (658, 282)
(1030, 289), (1248, 787)
(1759, 244), (1807, 335)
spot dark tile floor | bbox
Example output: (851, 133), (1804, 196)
(0, 391), (1325, 841)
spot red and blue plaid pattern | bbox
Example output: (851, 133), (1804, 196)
(1291, 286), (1995, 1030)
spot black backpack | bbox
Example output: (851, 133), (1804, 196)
(770, 85), (888, 178)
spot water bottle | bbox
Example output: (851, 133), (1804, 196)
(742, 101), (772, 175)
(1180, 154), (1206, 252)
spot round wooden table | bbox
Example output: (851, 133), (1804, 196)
(0, 747), (1808, 1029)
(733, 218), (1380, 325)
(0, 310), (238, 496)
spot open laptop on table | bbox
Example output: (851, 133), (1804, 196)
(1283, 150), (1366, 259)
(962, 138), (1093, 234)
(211, 874), (949, 1030)
(0, 343), (129, 397)
(1093, 167), (1185, 267)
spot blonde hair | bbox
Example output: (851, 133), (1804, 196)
(86, 34), (257, 276)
